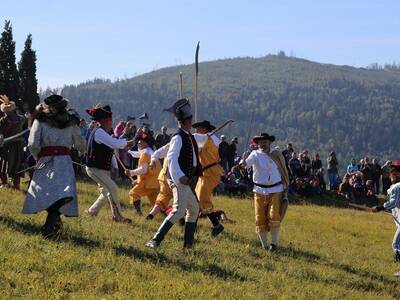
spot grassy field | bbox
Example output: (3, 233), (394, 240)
(0, 180), (399, 299)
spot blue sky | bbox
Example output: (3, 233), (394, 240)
(2, 0), (399, 88)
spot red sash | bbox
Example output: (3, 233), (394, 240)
(38, 146), (71, 159)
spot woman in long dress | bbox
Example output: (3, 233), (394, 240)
(22, 95), (86, 238)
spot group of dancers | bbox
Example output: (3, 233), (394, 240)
(3, 93), (399, 261)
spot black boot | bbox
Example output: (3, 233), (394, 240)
(42, 211), (61, 239)
(395, 251), (400, 262)
(133, 200), (142, 215)
(208, 212), (224, 237)
(183, 222), (197, 249)
(146, 220), (174, 248)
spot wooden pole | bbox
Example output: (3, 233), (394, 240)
(195, 41), (200, 122)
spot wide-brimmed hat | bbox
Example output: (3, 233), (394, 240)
(192, 120), (216, 132)
(252, 133), (275, 143)
(164, 98), (192, 121)
(86, 105), (112, 121)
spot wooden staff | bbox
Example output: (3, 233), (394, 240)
(194, 41), (200, 122)
(208, 119), (235, 137)
(115, 154), (135, 185)
(179, 72), (184, 98)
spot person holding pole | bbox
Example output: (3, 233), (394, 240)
(85, 104), (134, 223)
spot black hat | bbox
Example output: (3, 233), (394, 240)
(192, 120), (216, 132)
(164, 98), (192, 121)
(44, 94), (68, 109)
(252, 132), (275, 143)
(86, 105), (112, 121)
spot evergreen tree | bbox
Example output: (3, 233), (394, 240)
(0, 20), (19, 106)
(18, 34), (39, 112)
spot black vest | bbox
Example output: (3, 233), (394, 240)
(171, 129), (202, 179)
(86, 128), (114, 170)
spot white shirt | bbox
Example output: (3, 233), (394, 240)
(245, 149), (283, 195)
(167, 129), (197, 185)
(94, 127), (127, 150)
(151, 144), (170, 162)
(128, 147), (153, 176)
(193, 133), (220, 149)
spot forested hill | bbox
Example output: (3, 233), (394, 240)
(60, 54), (400, 163)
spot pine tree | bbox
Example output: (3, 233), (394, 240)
(18, 34), (39, 112)
(0, 20), (20, 106)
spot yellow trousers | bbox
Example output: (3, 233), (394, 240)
(154, 179), (173, 211)
(254, 192), (282, 233)
(129, 181), (159, 207)
(195, 175), (220, 214)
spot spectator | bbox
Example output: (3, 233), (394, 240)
(228, 137), (238, 171)
(311, 153), (326, 191)
(155, 126), (170, 149)
(282, 143), (294, 164)
(289, 152), (301, 178)
(300, 150), (312, 176)
(347, 158), (359, 174)
(327, 151), (339, 190)
(371, 158), (382, 194)
(219, 135), (230, 171)
(360, 157), (374, 182)
(381, 160), (392, 194)
(338, 174), (355, 201)
(113, 121), (126, 138)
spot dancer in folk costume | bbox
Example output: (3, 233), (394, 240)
(372, 164), (400, 266)
(239, 133), (289, 251)
(0, 95), (26, 190)
(85, 105), (134, 223)
(22, 95), (86, 238)
(126, 132), (161, 215)
(192, 120), (225, 236)
(145, 144), (174, 220)
(146, 98), (201, 249)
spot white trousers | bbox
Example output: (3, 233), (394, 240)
(165, 181), (199, 224)
(86, 167), (123, 219)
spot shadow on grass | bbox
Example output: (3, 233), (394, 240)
(278, 244), (400, 297)
(113, 245), (247, 282)
(0, 214), (102, 249)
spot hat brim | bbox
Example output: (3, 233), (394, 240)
(192, 121), (216, 131)
(252, 135), (275, 143)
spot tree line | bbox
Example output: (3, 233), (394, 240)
(0, 20), (39, 113)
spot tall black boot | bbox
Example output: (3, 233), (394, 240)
(146, 220), (174, 248)
(183, 222), (197, 248)
(208, 212), (224, 237)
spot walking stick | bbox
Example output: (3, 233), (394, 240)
(115, 154), (135, 185)
(194, 41), (200, 122)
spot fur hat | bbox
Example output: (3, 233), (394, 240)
(43, 94), (69, 109)
(164, 98), (192, 121)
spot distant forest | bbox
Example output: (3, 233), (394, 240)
(57, 54), (400, 167)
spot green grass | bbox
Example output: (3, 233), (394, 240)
(0, 180), (399, 299)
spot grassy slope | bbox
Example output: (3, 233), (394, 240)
(0, 181), (399, 299)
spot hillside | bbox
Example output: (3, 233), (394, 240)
(0, 181), (399, 299)
(60, 55), (400, 163)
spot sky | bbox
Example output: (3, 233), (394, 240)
(1, 0), (400, 88)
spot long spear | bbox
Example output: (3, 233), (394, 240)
(179, 72), (184, 98)
(194, 41), (200, 122)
